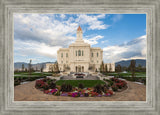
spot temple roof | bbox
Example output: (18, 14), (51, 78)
(77, 26), (82, 31)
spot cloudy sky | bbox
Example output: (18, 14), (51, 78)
(14, 14), (146, 64)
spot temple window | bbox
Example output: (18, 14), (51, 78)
(92, 53), (93, 57)
(82, 50), (83, 56)
(97, 52), (98, 57)
(76, 51), (77, 56)
(66, 53), (68, 57)
(61, 53), (63, 58)
(78, 50), (81, 56)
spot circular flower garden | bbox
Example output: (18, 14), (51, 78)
(35, 77), (127, 97)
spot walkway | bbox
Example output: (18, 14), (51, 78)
(14, 80), (146, 101)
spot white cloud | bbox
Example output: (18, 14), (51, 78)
(14, 14), (77, 48)
(13, 14), (111, 62)
(60, 14), (66, 19)
(84, 35), (104, 45)
(103, 35), (146, 63)
(75, 14), (110, 30)
(101, 40), (108, 44)
(14, 39), (62, 59)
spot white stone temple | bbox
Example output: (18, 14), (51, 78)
(55, 26), (115, 73)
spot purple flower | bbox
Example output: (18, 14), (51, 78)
(61, 93), (68, 96)
(97, 94), (102, 97)
(80, 94), (84, 97)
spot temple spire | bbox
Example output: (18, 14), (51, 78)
(76, 26), (83, 42)
(77, 25), (82, 31)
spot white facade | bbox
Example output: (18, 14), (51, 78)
(57, 26), (115, 73)
(43, 63), (55, 72)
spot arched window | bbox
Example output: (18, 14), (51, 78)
(76, 51), (77, 56)
(78, 50), (81, 56)
(97, 52), (98, 57)
(82, 50), (83, 56)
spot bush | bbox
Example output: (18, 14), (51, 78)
(49, 82), (56, 89)
(112, 85), (118, 91)
(104, 79), (114, 87)
(101, 85), (108, 93)
(94, 84), (102, 94)
(60, 84), (73, 92)
(78, 83), (84, 89)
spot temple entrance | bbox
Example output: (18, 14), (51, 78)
(78, 65), (81, 72)
(75, 65), (85, 72)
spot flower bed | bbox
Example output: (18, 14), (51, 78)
(35, 78), (114, 97)
(110, 78), (127, 91)
(103, 78), (127, 92)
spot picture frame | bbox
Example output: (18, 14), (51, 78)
(0, 0), (160, 115)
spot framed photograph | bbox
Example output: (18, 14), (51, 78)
(0, 0), (160, 115)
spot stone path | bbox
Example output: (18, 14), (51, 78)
(14, 80), (146, 101)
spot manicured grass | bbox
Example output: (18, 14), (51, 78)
(107, 72), (146, 77)
(14, 72), (53, 77)
(56, 80), (106, 87)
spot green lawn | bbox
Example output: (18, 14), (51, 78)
(56, 80), (106, 87)
(14, 72), (53, 78)
(107, 72), (146, 77)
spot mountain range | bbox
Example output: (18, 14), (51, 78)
(14, 59), (146, 70)
(115, 59), (146, 67)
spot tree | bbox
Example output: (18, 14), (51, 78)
(130, 60), (136, 77)
(28, 59), (32, 77)
(54, 61), (60, 73)
(116, 64), (122, 77)
(22, 64), (24, 72)
(100, 61), (105, 73)
(105, 64), (108, 73)
(41, 64), (44, 72)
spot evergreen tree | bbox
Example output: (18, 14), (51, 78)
(130, 60), (136, 77)
(100, 61), (105, 73)
(105, 64), (108, 73)
(28, 59), (32, 77)
(22, 64), (24, 72)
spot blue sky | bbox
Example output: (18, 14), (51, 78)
(14, 14), (146, 64)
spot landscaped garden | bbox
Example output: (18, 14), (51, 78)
(35, 77), (127, 97)
(104, 72), (146, 85)
(14, 72), (53, 86)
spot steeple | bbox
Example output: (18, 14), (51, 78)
(77, 25), (82, 31)
(76, 26), (83, 42)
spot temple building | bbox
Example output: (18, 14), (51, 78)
(56, 26), (115, 73)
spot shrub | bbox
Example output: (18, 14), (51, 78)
(94, 84), (102, 94)
(35, 79), (49, 90)
(78, 83), (84, 89)
(112, 85), (118, 91)
(60, 84), (73, 92)
(49, 82), (56, 89)
(47, 79), (53, 85)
